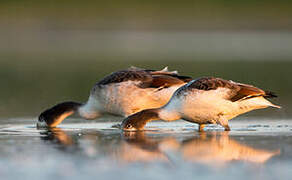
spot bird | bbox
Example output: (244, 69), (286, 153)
(121, 77), (280, 131)
(37, 67), (192, 128)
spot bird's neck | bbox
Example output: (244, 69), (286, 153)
(78, 97), (101, 120)
(157, 107), (181, 121)
(122, 108), (161, 130)
(39, 101), (82, 127)
(121, 107), (182, 130)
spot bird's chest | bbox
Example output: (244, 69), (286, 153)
(98, 83), (157, 116)
(180, 94), (230, 123)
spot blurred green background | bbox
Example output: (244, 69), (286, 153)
(0, 0), (291, 118)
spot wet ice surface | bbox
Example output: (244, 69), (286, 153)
(1, 118), (292, 180)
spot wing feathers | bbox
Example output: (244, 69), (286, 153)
(264, 91), (278, 98)
(97, 67), (192, 89)
(184, 77), (278, 102)
(150, 75), (186, 88)
(149, 67), (178, 76)
(230, 84), (266, 102)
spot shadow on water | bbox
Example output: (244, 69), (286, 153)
(41, 128), (280, 167)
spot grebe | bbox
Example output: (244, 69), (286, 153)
(122, 77), (280, 131)
(37, 67), (192, 127)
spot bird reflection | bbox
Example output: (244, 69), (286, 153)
(117, 131), (280, 166)
(40, 128), (280, 166)
(180, 132), (280, 165)
(40, 128), (80, 153)
(41, 127), (75, 146)
(115, 131), (178, 163)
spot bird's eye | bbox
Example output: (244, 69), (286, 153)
(126, 124), (132, 129)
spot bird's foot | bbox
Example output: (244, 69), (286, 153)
(199, 124), (206, 132)
(223, 125), (231, 131)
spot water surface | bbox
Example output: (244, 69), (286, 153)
(1, 118), (292, 180)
